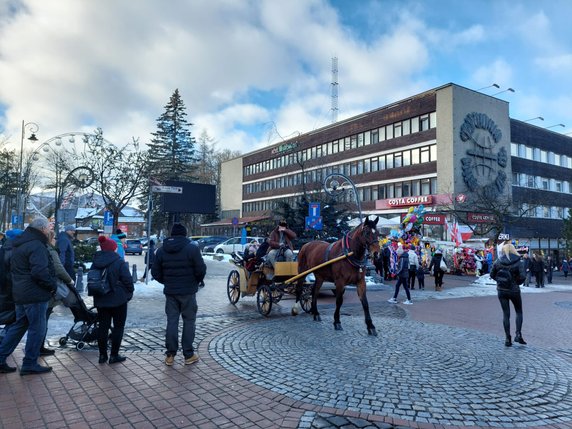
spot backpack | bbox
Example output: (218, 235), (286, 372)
(87, 268), (111, 296)
(495, 267), (514, 290)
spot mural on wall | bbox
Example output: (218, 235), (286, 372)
(459, 112), (507, 199)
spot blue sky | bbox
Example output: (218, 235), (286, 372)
(0, 0), (570, 154)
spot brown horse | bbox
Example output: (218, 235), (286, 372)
(294, 216), (380, 335)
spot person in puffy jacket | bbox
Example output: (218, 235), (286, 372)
(92, 236), (134, 365)
(490, 243), (527, 347)
(152, 223), (206, 366)
(387, 247), (412, 305)
(0, 218), (56, 375)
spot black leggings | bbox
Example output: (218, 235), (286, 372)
(497, 291), (523, 337)
(97, 303), (128, 357)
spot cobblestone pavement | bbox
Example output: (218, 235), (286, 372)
(3, 256), (572, 429)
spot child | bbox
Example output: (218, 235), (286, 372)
(416, 263), (425, 290)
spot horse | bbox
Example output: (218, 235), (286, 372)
(293, 216), (381, 335)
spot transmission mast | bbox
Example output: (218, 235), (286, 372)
(331, 56), (338, 123)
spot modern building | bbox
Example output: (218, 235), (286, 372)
(220, 83), (572, 256)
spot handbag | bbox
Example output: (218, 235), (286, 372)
(440, 258), (448, 272)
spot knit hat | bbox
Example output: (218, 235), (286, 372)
(410, 244), (415, 251)
(98, 236), (118, 252)
(171, 223), (187, 237)
(115, 229), (126, 239)
(65, 225), (76, 232)
(5, 229), (24, 240)
(279, 219), (288, 227)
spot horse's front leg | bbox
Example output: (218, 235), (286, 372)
(357, 278), (377, 336)
(333, 283), (345, 330)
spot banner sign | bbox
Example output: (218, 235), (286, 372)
(387, 195), (433, 207)
(468, 213), (496, 223)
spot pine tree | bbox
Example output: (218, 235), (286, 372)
(148, 89), (197, 181)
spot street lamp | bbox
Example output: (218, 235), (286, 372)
(476, 83), (500, 91)
(545, 123), (565, 130)
(523, 116), (544, 123)
(323, 173), (363, 223)
(492, 88), (515, 96)
(17, 121), (39, 228)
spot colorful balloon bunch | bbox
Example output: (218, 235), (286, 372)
(398, 205), (426, 244)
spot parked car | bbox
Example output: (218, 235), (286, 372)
(213, 237), (265, 254)
(125, 239), (143, 255)
(83, 236), (101, 246)
(197, 236), (229, 252)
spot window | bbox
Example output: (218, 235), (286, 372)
(411, 117), (419, 133)
(525, 146), (533, 160)
(371, 157), (379, 172)
(430, 145), (437, 161)
(378, 184), (386, 199)
(402, 119), (411, 136)
(379, 155), (386, 170)
(527, 175), (535, 188)
(386, 125), (393, 140)
(420, 147), (430, 163)
(364, 158), (370, 173)
(420, 114), (430, 131)
(430, 112), (437, 128)
(403, 150), (411, 166)
(394, 122), (402, 138)
(357, 160), (364, 174)
(386, 153), (394, 169)
(402, 181), (411, 197)
(411, 148), (420, 164)
(556, 181), (563, 192)
(394, 153), (403, 168)
(357, 133), (364, 147)
(542, 178), (549, 190)
(540, 150), (547, 163)
(511, 143), (518, 156)
(394, 183), (402, 197)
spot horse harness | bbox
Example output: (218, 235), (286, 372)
(323, 227), (377, 273)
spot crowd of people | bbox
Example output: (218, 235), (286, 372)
(0, 219), (207, 375)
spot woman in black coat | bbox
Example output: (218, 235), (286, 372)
(92, 236), (134, 364)
(428, 249), (445, 291)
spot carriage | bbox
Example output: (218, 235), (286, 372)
(226, 252), (314, 316)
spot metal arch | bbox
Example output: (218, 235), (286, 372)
(64, 166), (95, 189)
(323, 173), (363, 223)
(30, 131), (113, 159)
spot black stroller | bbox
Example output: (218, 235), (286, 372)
(57, 284), (99, 350)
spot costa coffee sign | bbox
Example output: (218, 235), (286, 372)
(423, 214), (445, 225)
(387, 195), (433, 207)
(468, 213), (496, 223)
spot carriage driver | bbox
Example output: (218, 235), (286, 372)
(266, 219), (297, 268)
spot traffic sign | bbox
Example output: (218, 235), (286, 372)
(151, 185), (183, 194)
(232, 217), (239, 226)
(103, 211), (114, 226)
(305, 216), (323, 230)
(309, 202), (321, 218)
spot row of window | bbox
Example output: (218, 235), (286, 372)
(511, 143), (572, 168)
(519, 204), (570, 220)
(512, 173), (571, 194)
(242, 177), (438, 214)
(244, 144), (437, 195)
(244, 112), (437, 176)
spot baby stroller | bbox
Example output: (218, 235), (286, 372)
(57, 283), (99, 351)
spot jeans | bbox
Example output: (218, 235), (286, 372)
(393, 276), (411, 301)
(97, 303), (128, 357)
(524, 271), (531, 287)
(0, 301), (49, 367)
(165, 294), (198, 358)
(408, 269), (417, 289)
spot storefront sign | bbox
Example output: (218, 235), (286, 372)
(387, 195), (433, 207)
(270, 142), (298, 155)
(468, 213), (496, 223)
(423, 214), (445, 225)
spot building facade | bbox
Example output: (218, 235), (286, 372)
(220, 83), (572, 254)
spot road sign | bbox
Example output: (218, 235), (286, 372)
(309, 202), (320, 218)
(103, 211), (114, 226)
(151, 185), (183, 194)
(11, 214), (18, 225)
(305, 216), (323, 230)
(232, 217), (239, 226)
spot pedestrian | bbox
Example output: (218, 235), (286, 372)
(416, 263), (425, 290)
(0, 218), (56, 375)
(562, 257), (569, 278)
(545, 255), (554, 284)
(531, 253), (545, 288)
(111, 229), (127, 260)
(387, 247), (412, 305)
(92, 236), (134, 364)
(41, 230), (76, 356)
(373, 251), (384, 281)
(382, 244), (391, 280)
(407, 245), (419, 289)
(0, 229), (24, 337)
(152, 223), (206, 366)
(428, 248), (446, 291)
(140, 239), (156, 281)
(266, 219), (296, 268)
(56, 224), (77, 282)
(490, 243), (527, 347)
(474, 250), (484, 276)
(522, 253), (531, 287)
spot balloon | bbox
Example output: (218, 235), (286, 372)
(405, 223), (413, 232)
(410, 215), (417, 223)
(408, 207), (415, 213)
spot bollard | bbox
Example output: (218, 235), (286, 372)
(75, 267), (84, 292)
(131, 264), (138, 283)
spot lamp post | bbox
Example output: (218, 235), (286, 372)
(476, 83), (499, 91)
(17, 121), (39, 228)
(545, 123), (565, 130)
(523, 116), (544, 123)
(323, 173), (363, 223)
(492, 88), (515, 96)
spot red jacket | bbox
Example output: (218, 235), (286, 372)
(268, 227), (296, 251)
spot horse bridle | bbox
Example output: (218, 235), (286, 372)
(341, 225), (379, 272)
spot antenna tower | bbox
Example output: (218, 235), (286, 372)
(331, 57), (338, 123)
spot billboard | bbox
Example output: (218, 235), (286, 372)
(162, 180), (216, 214)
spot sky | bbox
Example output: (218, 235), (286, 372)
(1, 0), (571, 156)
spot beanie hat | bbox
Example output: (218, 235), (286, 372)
(171, 223), (187, 237)
(98, 236), (118, 252)
(65, 225), (76, 232)
(410, 244), (415, 250)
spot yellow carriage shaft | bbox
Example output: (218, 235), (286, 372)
(282, 252), (354, 285)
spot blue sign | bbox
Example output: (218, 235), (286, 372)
(309, 202), (320, 218)
(103, 211), (114, 226)
(232, 217), (239, 226)
(305, 216), (323, 230)
(11, 214), (18, 225)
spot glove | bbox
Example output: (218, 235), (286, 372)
(198, 280), (205, 288)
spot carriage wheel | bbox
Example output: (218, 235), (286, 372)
(271, 284), (283, 303)
(300, 283), (313, 313)
(257, 285), (273, 316)
(227, 270), (241, 304)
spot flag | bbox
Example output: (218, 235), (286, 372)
(451, 220), (463, 246)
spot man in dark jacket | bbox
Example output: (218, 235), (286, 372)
(152, 223), (206, 367)
(0, 218), (56, 375)
(56, 224), (76, 281)
(266, 219), (296, 267)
